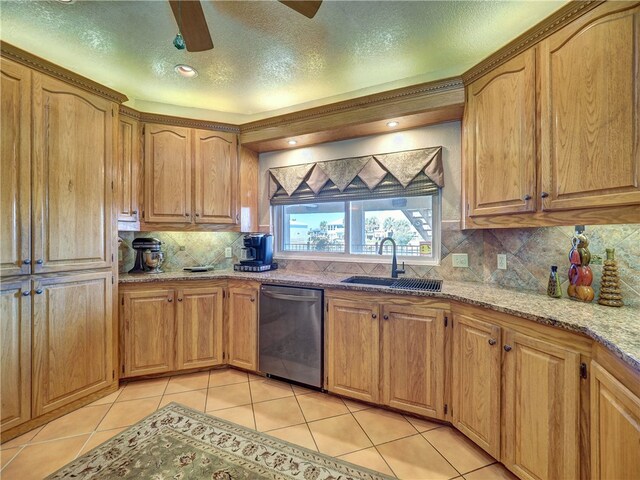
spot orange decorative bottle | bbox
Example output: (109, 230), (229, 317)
(567, 233), (594, 302)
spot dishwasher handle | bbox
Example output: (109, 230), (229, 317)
(261, 291), (320, 302)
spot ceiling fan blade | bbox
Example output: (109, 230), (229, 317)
(278, 1), (323, 19)
(169, 0), (213, 52)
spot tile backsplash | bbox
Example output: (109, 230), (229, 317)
(119, 224), (640, 307)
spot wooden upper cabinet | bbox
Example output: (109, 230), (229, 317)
(539, 2), (640, 211)
(452, 313), (501, 459)
(117, 114), (142, 223)
(0, 58), (31, 277)
(144, 124), (192, 223)
(465, 49), (536, 217)
(31, 73), (114, 274)
(227, 286), (258, 371)
(31, 271), (113, 416)
(590, 361), (640, 480)
(502, 330), (580, 480)
(326, 297), (380, 403)
(381, 303), (445, 418)
(176, 286), (224, 370)
(122, 288), (175, 377)
(194, 129), (238, 225)
(0, 279), (31, 430)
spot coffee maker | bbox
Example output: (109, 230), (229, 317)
(234, 234), (276, 272)
(129, 237), (164, 274)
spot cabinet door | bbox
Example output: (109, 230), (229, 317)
(144, 124), (192, 223)
(452, 314), (501, 458)
(32, 73), (114, 274)
(590, 361), (640, 480)
(465, 49), (536, 216)
(32, 272), (113, 416)
(0, 58), (31, 276)
(540, 3), (640, 211)
(381, 303), (445, 418)
(117, 115), (142, 223)
(122, 288), (175, 377)
(176, 286), (224, 370)
(326, 298), (380, 403)
(1, 279), (31, 430)
(227, 287), (258, 371)
(502, 331), (580, 480)
(194, 129), (238, 225)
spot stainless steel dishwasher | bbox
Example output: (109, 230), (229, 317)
(259, 285), (323, 388)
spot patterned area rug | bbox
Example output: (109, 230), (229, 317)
(47, 403), (393, 479)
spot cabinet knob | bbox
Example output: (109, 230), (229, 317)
(523, 194), (531, 201)
(488, 338), (497, 345)
(23, 259), (31, 265)
(178, 298), (183, 302)
(250, 297), (255, 302)
(541, 192), (549, 198)
(372, 313), (377, 319)
(195, 213), (200, 217)
(168, 298), (173, 302)
(504, 344), (512, 352)
(35, 288), (43, 295)
(184, 213), (190, 217)
(383, 315), (389, 320)
(36, 259), (43, 265)
(132, 210), (138, 215)
(22, 290), (31, 296)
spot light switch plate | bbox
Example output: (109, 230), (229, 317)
(225, 247), (233, 258)
(452, 253), (469, 268)
(497, 254), (507, 270)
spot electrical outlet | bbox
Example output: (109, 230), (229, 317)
(497, 254), (507, 270)
(452, 253), (469, 268)
(225, 247), (233, 258)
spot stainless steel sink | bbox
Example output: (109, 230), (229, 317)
(341, 276), (442, 292)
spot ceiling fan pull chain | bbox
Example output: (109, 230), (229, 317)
(173, 0), (186, 50)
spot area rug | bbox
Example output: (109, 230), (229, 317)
(47, 403), (393, 479)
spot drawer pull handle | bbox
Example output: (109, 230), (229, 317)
(504, 344), (512, 352)
(488, 338), (497, 346)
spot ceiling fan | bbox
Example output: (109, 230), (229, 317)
(168, 0), (323, 52)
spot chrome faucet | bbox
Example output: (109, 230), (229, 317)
(378, 237), (405, 279)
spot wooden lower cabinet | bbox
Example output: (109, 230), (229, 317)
(1, 279), (31, 430)
(452, 313), (501, 458)
(326, 297), (380, 403)
(590, 361), (640, 480)
(122, 288), (175, 377)
(502, 330), (580, 480)
(227, 285), (259, 371)
(176, 286), (224, 369)
(32, 272), (114, 416)
(381, 303), (445, 418)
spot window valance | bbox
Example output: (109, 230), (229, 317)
(269, 146), (443, 205)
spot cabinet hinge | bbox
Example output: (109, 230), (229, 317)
(111, 275), (114, 284)
(223, 290), (226, 299)
(121, 365), (125, 374)
(326, 302), (329, 312)
(580, 362), (588, 379)
(112, 370), (115, 380)
(111, 180), (114, 190)
(444, 316), (448, 327)
(222, 352), (225, 360)
(444, 404), (448, 415)
(121, 297), (124, 306)
(112, 253), (114, 262)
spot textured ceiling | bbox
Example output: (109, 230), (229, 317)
(0, 0), (566, 123)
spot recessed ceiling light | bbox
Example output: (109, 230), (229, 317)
(386, 121), (399, 128)
(174, 64), (198, 78)
(288, 140), (297, 145)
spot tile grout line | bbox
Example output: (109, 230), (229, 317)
(349, 411), (401, 478)
(290, 389), (321, 453)
(245, 376), (258, 430)
(458, 461), (499, 478)
(420, 431), (467, 478)
(0, 444), (25, 472)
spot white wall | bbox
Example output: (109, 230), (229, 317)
(258, 121), (462, 228)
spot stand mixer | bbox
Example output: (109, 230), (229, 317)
(129, 237), (164, 274)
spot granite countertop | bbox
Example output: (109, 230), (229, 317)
(119, 270), (640, 373)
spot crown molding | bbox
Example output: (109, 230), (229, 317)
(119, 105), (142, 120)
(462, 0), (604, 85)
(119, 106), (240, 134)
(0, 41), (128, 104)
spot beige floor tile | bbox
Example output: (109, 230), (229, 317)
(97, 396), (161, 430)
(423, 427), (494, 474)
(1, 426), (43, 448)
(88, 387), (124, 406)
(404, 415), (443, 433)
(1, 447), (22, 470)
(342, 398), (372, 413)
(353, 408), (418, 445)
(377, 434), (459, 480)
(308, 413), (372, 457)
(164, 371), (210, 394)
(206, 383), (252, 411)
(266, 424), (318, 451)
(160, 389), (208, 411)
(291, 384), (315, 396)
(117, 377), (169, 402)
(1, 434), (90, 480)
(464, 463), (517, 480)
(208, 405), (256, 430)
(77, 427), (126, 456)
(253, 397), (306, 432)
(296, 392), (349, 422)
(209, 368), (249, 387)
(248, 373), (267, 382)
(249, 378), (294, 403)
(31, 404), (111, 443)
(339, 447), (395, 477)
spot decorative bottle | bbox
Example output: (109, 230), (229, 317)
(598, 248), (624, 307)
(567, 233), (594, 302)
(547, 265), (562, 298)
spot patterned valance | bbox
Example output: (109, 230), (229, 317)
(268, 147), (443, 201)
